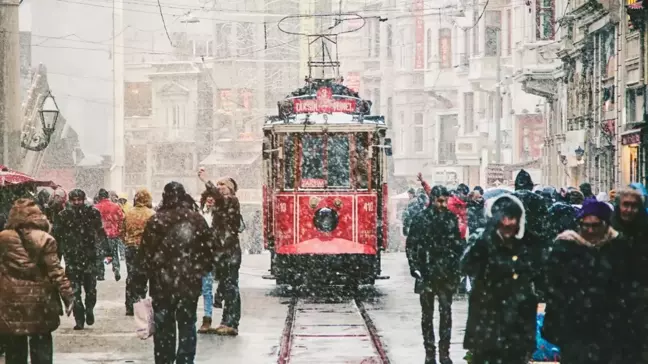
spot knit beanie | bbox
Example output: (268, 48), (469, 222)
(217, 177), (238, 195)
(578, 200), (613, 223)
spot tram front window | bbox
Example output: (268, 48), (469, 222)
(327, 135), (350, 187)
(301, 135), (325, 183)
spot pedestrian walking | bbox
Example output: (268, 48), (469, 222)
(0, 199), (74, 364)
(461, 194), (546, 364)
(197, 192), (217, 333)
(94, 188), (125, 281)
(122, 188), (154, 316)
(134, 182), (215, 364)
(513, 170), (549, 241)
(406, 185), (464, 364)
(52, 189), (106, 330)
(543, 200), (637, 363)
(198, 170), (243, 336)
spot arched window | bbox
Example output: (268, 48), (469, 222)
(439, 28), (452, 68)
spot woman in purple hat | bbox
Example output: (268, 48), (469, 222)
(542, 200), (639, 363)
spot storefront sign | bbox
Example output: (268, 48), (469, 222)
(293, 87), (357, 114)
(622, 130), (641, 145)
(414, 0), (425, 70)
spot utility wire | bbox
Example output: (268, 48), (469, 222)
(467, 0), (489, 30)
(156, 0), (173, 46)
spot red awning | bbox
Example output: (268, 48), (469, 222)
(0, 165), (58, 188)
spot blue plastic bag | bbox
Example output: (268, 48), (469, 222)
(532, 312), (560, 361)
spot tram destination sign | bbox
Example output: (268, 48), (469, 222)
(293, 87), (357, 114)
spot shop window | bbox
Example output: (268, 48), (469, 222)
(124, 82), (152, 117)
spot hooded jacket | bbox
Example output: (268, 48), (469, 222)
(461, 194), (545, 353)
(0, 199), (74, 335)
(123, 189), (155, 247)
(135, 191), (215, 300)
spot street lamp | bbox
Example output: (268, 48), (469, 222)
(21, 91), (60, 152)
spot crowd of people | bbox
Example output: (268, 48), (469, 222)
(0, 170), (244, 364)
(403, 169), (648, 364)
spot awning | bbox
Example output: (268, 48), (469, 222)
(621, 128), (641, 145)
(200, 154), (260, 166)
(0, 165), (58, 188)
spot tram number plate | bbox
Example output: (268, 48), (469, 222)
(278, 202), (288, 213)
(363, 202), (374, 212)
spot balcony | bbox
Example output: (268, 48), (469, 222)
(455, 53), (470, 75)
(468, 56), (498, 82)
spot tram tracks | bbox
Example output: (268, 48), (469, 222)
(277, 295), (390, 364)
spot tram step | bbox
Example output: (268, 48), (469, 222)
(375, 275), (390, 280)
(262, 274), (276, 280)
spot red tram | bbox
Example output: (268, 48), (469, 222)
(262, 79), (391, 285)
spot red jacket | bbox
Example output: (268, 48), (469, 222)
(94, 199), (124, 238)
(447, 195), (468, 239)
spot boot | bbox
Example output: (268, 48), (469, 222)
(438, 344), (453, 364)
(424, 349), (437, 364)
(214, 325), (238, 336)
(197, 317), (212, 334)
(86, 311), (95, 326)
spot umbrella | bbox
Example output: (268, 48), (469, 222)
(0, 165), (58, 188)
(483, 187), (513, 200)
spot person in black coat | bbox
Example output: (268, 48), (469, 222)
(52, 189), (106, 330)
(543, 200), (637, 363)
(513, 169), (549, 241)
(135, 182), (216, 363)
(610, 188), (648, 361)
(461, 194), (545, 364)
(406, 185), (464, 364)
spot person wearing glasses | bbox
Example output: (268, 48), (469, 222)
(543, 200), (638, 363)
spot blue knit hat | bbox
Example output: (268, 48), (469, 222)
(577, 200), (613, 223)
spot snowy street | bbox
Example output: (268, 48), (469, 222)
(1, 252), (469, 364)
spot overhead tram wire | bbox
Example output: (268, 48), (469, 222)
(156, 0), (173, 46)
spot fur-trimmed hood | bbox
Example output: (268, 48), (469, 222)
(485, 193), (526, 240)
(5, 198), (51, 233)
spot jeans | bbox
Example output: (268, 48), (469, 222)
(3, 333), (53, 364)
(125, 246), (147, 311)
(220, 256), (241, 329)
(152, 296), (198, 364)
(106, 237), (122, 274)
(69, 271), (97, 326)
(420, 289), (453, 356)
(201, 273), (213, 318)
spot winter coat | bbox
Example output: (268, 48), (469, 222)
(204, 181), (242, 258)
(447, 195), (468, 239)
(122, 189), (155, 247)
(94, 198), (125, 239)
(546, 202), (579, 239)
(53, 205), (106, 275)
(461, 194), (546, 353)
(466, 198), (486, 236)
(513, 171), (549, 240)
(406, 206), (463, 293)
(542, 229), (637, 358)
(0, 201), (73, 335)
(401, 196), (426, 236)
(135, 201), (215, 300)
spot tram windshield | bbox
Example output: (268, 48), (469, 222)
(280, 133), (371, 190)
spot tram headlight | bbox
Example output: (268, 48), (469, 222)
(313, 207), (339, 233)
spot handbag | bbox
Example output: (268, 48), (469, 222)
(134, 298), (155, 340)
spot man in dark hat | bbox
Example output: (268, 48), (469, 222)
(513, 169), (549, 241)
(135, 182), (215, 363)
(52, 189), (106, 330)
